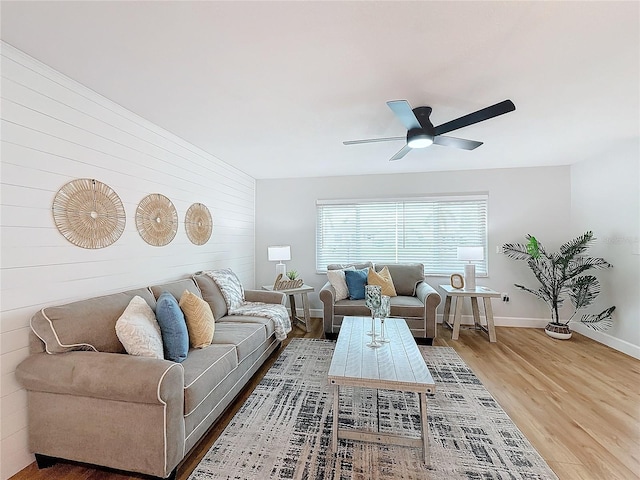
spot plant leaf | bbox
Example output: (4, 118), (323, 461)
(568, 275), (600, 309)
(579, 306), (616, 331)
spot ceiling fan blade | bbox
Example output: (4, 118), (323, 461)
(434, 136), (483, 150)
(343, 136), (405, 145)
(389, 144), (412, 161)
(387, 100), (421, 130)
(433, 100), (515, 136)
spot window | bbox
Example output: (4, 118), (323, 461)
(316, 195), (488, 276)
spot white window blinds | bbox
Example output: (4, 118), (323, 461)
(316, 195), (488, 276)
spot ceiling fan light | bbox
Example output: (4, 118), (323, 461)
(407, 134), (433, 149)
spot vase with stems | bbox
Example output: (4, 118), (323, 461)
(364, 285), (382, 348)
(377, 295), (391, 343)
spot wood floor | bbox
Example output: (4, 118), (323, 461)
(11, 321), (640, 480)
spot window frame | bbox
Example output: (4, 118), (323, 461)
(315, 194), (489, 277)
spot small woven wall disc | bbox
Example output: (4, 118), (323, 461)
(185, 203), (213, 245)
(52, 178), (126, 249)
(135, 194), (178, 246)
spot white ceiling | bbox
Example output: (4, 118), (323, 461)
(1, 1), (638, 179)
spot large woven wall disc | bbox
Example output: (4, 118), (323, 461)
(135, 194), (178, 246)
(185, 203), (213, 245)
(52, 178), (126, 249)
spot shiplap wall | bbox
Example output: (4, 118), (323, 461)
(0, 43), (256, 479)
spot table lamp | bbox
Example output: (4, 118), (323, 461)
(457, 246), (484, 290)
(268, 245), (291, 279)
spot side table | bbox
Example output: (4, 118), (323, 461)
(439, 285), (501, 342)
(262, 284), (314, 332)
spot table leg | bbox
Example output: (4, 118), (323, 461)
(301, 292), (311, 332)
(419, 392), (430, 466)
(289, 294), (297, 322)
(442, 295), (452, 329)
(332, 384), (339, 452)
(483, 297), (497, 342)
(470, 297), (481, 329)
(452, 297), (463, 340)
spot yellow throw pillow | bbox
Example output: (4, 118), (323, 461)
(367, 266), (397, 297)
(179, 290), (215, 348)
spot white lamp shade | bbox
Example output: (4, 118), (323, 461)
(268, 245), (291, 262)
(457, 246), (484, 261)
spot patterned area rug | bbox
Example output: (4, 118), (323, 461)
(189, 339), (557, 480)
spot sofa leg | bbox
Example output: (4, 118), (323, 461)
(34, 453), (57, 469)
(164, 467), (177, 480)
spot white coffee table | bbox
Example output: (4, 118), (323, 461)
(327, 316), (435, 465)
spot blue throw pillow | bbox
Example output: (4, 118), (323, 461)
(344, 268), (369, 300)
(155, 291), (189, 363)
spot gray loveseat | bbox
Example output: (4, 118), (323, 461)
(319, 263), (441, 342)
(16, 272), (285, 479)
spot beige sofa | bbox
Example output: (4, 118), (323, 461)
(16, 273), (285, 480)
(319, 263), (441, 343)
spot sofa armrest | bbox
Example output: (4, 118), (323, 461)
(245, 289), (286, 305)
(415, 281), (442, 339)
(16, 351), (184, 405)
(319, 281), (336, 334)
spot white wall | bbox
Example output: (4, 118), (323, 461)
(570, 140), (640, 357)
(256, 166), (573, 326)
(0, 43), (256, 479)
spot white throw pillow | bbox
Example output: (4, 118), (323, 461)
(115, 296), (164, 358)
(327, 267), (355, 301)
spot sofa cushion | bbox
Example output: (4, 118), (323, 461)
(205, 268), (244, 311)
(31, 287), (157, 354)
(211, 322), (267, 363)
(221, 315), (275, 338)
(149, 278), (202, 302)
(345, 268), (369, 300)
(155, 292), (189, 363)
(368, 266), (397, 297)
(180, 291), (215, 349)
(115, 296), (164, 359)
(378, 263), (424, 296)
(182, 344), (238, 417)
(192, 273), (228, 320)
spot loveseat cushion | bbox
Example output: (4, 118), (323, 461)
(377, 263), (424, 296)
(31, 287), (157, 354)
(345, 268), (369, 300)
(182, 344), (237, 417)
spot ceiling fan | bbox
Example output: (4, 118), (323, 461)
(343, 99), (516, 161)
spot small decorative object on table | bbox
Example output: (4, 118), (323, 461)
(365, 285), (382, 348)
(450, 273), (464, 289)
(272, 273), (303, 290)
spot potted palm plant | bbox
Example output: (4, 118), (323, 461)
(502, 231), (615, 339)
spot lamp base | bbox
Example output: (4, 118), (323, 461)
(275, 263), (286, 279)
(464, 263), (476, 290)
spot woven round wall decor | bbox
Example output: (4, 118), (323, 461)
(52, 178), (126, 249)
(185, 203), (213, 245)
(135, 193), (178, 246)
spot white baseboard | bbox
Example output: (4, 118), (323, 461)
(436, 313), (549, 329)
(570, 323), (640, 360)
(307, 309), (639, 360)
